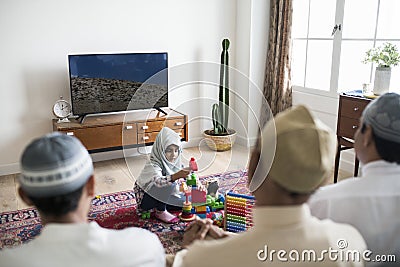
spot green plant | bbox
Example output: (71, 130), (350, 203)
(363, 42), (400, 68)
(212, 39), (230, 135)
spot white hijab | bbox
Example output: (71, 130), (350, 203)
(136, 127), (183, 190)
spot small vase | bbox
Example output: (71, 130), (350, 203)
(373, 67), (391, 95)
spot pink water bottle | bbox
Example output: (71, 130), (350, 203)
(189, 157), (198, 171)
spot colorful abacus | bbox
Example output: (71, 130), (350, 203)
(224, 192), (255, 233)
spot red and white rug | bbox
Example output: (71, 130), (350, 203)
(0, 169), (250, 254)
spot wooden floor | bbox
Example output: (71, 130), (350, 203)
(0, 145), (352, 213)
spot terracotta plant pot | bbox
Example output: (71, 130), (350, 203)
(203, 129), (236, 152)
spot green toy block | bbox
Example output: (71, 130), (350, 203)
(186, 173), (197, 186)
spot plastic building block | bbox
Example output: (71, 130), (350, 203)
(192, 188), (207, 204)
(186, 173), (197, 187)
(189, 157), (198, 171)
(141, 210), (151, 219)
(195, 206), (207, 213)
(207, 195), (215, 205)
(180, 182), (188, 192)
(210, 201), (224, 211)
(197, 213), (207, 219)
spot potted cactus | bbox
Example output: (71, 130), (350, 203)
(203, 39), (236, 151)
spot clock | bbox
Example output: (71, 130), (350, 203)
(53, 98), (72, 123)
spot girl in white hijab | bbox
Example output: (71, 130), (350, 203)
(134, 127), (190, 223)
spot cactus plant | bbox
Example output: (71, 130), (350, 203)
(212, 38), (230, 135)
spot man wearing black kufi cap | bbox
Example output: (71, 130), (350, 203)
(309, 92), (400, 266)
(0, 133), (165, 267)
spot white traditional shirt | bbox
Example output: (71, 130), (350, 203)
(176, 204), (366, 267)
(309, 160), (400, 266)
(0, 221), (165, 267)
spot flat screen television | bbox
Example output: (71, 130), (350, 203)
(68, 52), (168, 117)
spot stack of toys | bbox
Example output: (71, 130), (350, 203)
(180, 200), (195, 221)
(179, 173), (196, 221)
(224, 192), (255, 233)
(179, 158), (203, 221)
(178, 157), (226, 222)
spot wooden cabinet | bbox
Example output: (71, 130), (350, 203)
(337, 96), (370, 139)
(334, 94), (371, 182)
(53, 108), (188, 153)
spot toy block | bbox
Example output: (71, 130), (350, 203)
(192, 188), (207, 204)
(195, 206), (207, 213)
(186, 173), (197, 187)
(189, 157), (198, 171)
(141, 210), (151, 219)
(197, 213), (207, 219)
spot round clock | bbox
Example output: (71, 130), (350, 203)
(53, 98), (72, 122)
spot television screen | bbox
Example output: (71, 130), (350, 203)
(68, 52), (168, 116)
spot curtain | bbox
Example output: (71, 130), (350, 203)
(260, 0), (293, 127)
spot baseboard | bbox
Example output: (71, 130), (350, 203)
(235, 135), (258, 147)
(0, 163), (20, 176)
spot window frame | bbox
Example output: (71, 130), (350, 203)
(292, 0), (400, 97)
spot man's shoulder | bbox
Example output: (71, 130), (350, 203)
(319, 218), (367, 249)
(311, 177), (360, 201)
(103, 224), (160, 240)
(89, 222), (163, 249)
(0, 242), (39, 267)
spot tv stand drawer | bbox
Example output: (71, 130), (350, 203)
(59, 125), (123, 150)
(137, 118), (185, 133)
(138, 129), (184, 144)
(53, 108), (188, 153)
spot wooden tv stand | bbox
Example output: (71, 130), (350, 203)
(52, 108), (188, 153)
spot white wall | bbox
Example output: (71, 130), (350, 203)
(0, 0), (354, 176)
(0, 0), (238, 175)
(0, 0), (353, 175)
(248, 0), (269, 143)
(292, 90), (357, 173)
(232, 0), (269, 147)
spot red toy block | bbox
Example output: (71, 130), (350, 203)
(192, 188), (206, 204)
(189, 157), (198, 171)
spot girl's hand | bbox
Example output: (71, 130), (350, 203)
(171, 168), (191, 182)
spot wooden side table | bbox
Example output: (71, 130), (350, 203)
(334, 94), (371, 183)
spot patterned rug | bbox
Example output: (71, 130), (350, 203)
(0, 169), (250, 254)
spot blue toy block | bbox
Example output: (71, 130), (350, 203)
(197, 213), (207, 219)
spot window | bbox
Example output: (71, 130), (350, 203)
(292, 0), (400, 95)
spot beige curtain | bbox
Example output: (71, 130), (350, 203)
(261, 0), (293, 127)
